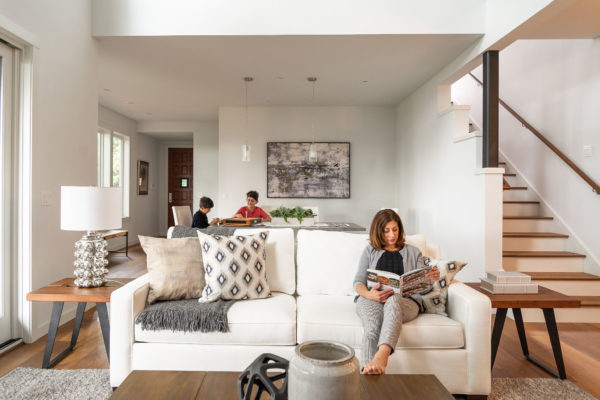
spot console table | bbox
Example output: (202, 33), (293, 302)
(466, 282), (580, 379)
(200, 222), (366, 236)
(102, 229), (129, 257)
(111, 371), (453, 399)
(27, 278), (133, 368)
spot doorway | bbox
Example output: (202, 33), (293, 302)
(167, 148), (193, 227)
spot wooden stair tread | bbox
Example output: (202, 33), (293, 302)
(504, 186), (527, 190)
(503, 232), (568, 238)
(503, 216), (553, 220)
(577, 296), (600, 307)
(503, 251), (586, 258)
(524, 272), (600, 280)
(503, 201), (540, 204)
(499, 161), (506, 165)
(503, 173), (516, 177)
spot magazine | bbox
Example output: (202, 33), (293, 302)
(366, 267), (435, 297)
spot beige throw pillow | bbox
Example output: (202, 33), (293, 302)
(139, 235), (205, 304)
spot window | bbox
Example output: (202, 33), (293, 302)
(98, 127), (130, 218)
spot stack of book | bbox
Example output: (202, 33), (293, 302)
(480, 271), (538, 294)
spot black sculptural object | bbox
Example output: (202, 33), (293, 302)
(237, 353), (289, 400)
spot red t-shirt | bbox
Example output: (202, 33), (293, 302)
(236, 206), (269, 219)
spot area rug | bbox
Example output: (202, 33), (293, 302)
(490, 377), (596, 400)
(0, 368), (112, 400)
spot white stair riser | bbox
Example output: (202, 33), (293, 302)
(518, 307), (600, 323)
(503, 190), (533, 201)
(533, 280), (600, 296)
(503, 203), (540, 216)
(503, 257), (584, 272)
(503, 219), (554, 232)
(503, 237), (568, 251)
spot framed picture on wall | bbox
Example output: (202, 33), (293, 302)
(137, 160), (149, 195)
(267, 142), (350, 198)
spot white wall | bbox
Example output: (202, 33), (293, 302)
(454, 39), (600, 274)
(218, 107), (396, 229)
(0, 0), (99, 341)
(98, 105), (161, 247)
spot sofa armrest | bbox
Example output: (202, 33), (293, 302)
(110, 274), (150, 387)
(447, 282), (491, 395)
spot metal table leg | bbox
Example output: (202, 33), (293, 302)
(96, 302), (110, 361)
(491, 308), (507, 368)
(42, 302), (86, 368)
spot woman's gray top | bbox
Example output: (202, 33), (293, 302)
(353, 243), (426, 310)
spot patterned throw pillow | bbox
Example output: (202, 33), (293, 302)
(420, 258), (468, 316)
(197, 231), (270, 303)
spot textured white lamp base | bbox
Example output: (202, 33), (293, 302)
(73, 232), (109, 287)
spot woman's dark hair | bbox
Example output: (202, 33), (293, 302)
(246, 190), (259, 201)
(369, 209), (405, 250)
(199, 196), (214, 209)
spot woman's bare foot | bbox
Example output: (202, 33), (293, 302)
(362, 345), (392, 375)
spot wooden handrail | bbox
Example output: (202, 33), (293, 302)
(469, 73), (600, 194)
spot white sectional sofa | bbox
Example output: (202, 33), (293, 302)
(110, 228), (491, 396)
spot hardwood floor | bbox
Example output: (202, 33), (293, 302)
(1, 244), (599, 398)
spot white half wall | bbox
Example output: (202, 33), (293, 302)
(92, 0), (485, 37)
(98, 106), (161, 247)
(218, 107), (396, 229)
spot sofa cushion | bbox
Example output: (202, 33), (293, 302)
(405, 234), (427, 255)
(234, 228), (295, 294)
(197, 231), (270, 302)
(139, 236), (205, 304)
(297, 230), (369, 296)
(296, 295), (464, 349)
(135, 293), (296, 345)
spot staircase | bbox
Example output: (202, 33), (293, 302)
(501, 161), (600, 322)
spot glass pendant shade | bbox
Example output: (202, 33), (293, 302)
(242, 143), (251, 162)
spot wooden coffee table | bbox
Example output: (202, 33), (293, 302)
(111, 371), (454, 399)
(466, 282), (581, 379)
(26, 277), (133, 368)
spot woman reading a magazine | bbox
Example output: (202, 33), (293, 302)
(353, 209), (440, 375)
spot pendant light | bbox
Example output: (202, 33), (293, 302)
(307, 77), (318, 163)
(242, 76), (253, 162)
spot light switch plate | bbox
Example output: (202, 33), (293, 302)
(41, 191), (53, 206)
(583, 145), (593, 157)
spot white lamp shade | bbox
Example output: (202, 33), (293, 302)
(61, 186), (123, 231)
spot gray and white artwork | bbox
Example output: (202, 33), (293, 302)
(267, 142), (350, 198)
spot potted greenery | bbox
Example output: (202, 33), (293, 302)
(269, 206), (316, 226)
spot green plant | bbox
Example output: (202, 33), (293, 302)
(269, 206), (316, 223)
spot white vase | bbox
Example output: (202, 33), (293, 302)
(288, 341), (360, 400)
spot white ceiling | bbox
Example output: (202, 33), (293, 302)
(97, 34), (481, 122)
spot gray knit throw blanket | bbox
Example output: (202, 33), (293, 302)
(135, 298), (236, 333)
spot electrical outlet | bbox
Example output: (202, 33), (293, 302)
(41, 191), (53, 206)
(583, 145), (593, 157)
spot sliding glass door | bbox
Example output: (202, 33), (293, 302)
(0, 41), (14, 345)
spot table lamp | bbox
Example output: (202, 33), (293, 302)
(61, 186), (122, 287)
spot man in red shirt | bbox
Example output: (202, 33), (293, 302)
(234, 190), (271, 222)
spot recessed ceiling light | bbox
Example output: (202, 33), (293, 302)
(361, 80), (368, 84)
(277, 76), (284, 80)
(146, 112), (152, 115)
(103, 88), (110, 91)
(127, 101), (135, 104)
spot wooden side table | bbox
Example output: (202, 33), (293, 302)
(27, 278), (133, 368)
(466, 282), (580, 379)
(102, 229), (129, 257)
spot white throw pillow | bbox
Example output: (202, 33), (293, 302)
(234, 228), (295, 294)
(296, 230), (369, 296)
(405, 234), (427, 255)
(197, 231), (271, 303)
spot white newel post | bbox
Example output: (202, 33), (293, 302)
(475, 168), (504, 272)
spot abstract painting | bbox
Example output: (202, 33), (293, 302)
(267, 142), (350, 198)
